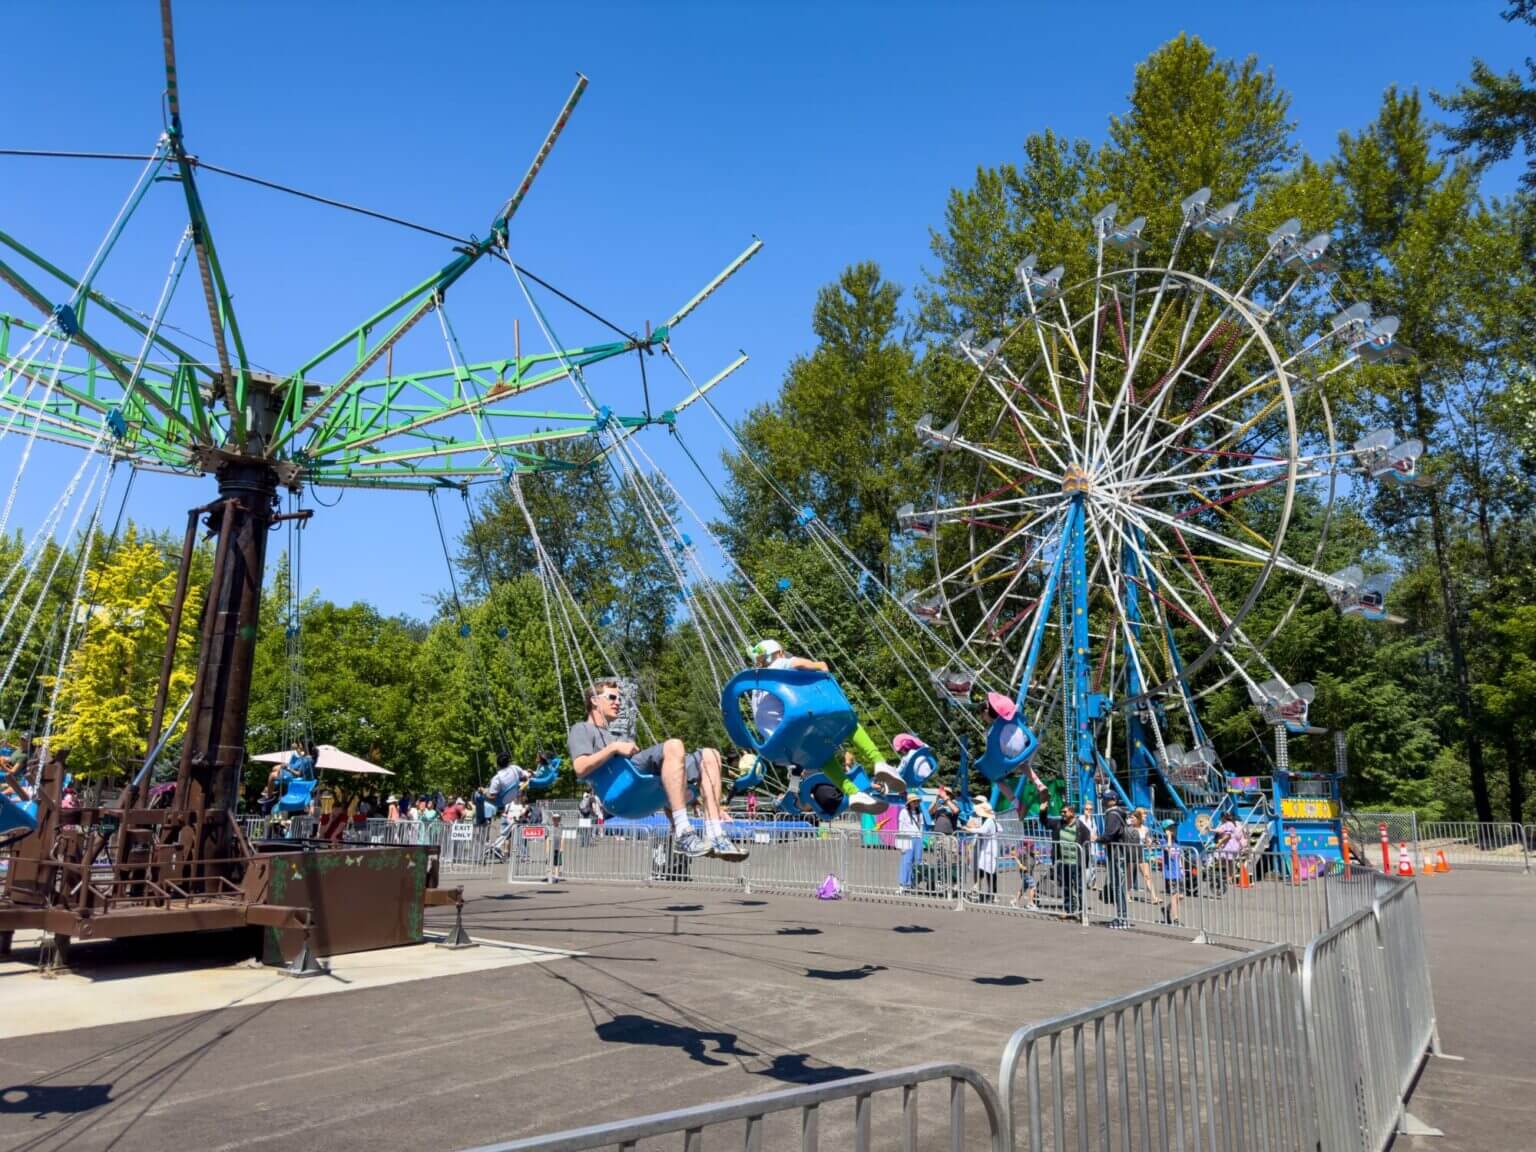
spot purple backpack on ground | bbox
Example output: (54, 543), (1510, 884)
(815, 874), (843, 900)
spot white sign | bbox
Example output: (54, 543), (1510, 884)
(450, 822), (474, 842)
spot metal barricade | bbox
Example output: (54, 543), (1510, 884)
(840, 829), (963, 906)
(1373, 879), (1439, 1099)
(741, 824), (846, 896)
(1183, 851), (1332, 946)
(509, 823), (657, 885)
(999, 945), (1315, 1152)
(1080, 840), (1194, 932)
(1303, 907), (1401, 1152)
(439, 821), (498, 878)
(1417, 820), (1530, 872)
(458, 1061), (1006, 1152)
(958, 834), (1085, 922)
(1348, 810), (1420, 868)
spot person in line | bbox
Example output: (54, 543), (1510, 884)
(569, 677), (746, 861)
(1160, 820), (1184, 925)
(1009, 838), (1040, 910)
(386, 794), (402, 821)
(1054, 803), (1082, 916)
(1098, 797), (1132, 929)
(1213, 809), (1246, 891)
(546, 811), (564, 883)
(967, 796), (1000, 903)
(897, 791), (925, 892)
(1131, 808), (1163, 906)
(749, 639), (905, 812)
(927, 785), (963, 898)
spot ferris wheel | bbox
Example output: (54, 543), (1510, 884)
(900, 193), (1423, 810)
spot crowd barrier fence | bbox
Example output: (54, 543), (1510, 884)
(998, 945), (1315, 1151)
(468, 819), (1445, 1152)
(459, 1062), (1006, 1152)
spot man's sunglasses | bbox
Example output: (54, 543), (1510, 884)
(599, 692), (621, 702)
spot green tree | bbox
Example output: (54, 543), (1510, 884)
(49, 527), (203, 780)
(1436, 2), (1536, 196)
(721, 262), (935, 579)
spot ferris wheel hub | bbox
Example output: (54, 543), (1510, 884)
(1061, 467), (1093, 495)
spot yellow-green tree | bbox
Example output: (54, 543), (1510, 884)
(48, 528), (203, 780)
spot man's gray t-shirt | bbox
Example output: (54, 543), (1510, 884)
(568, 721), (613, 766)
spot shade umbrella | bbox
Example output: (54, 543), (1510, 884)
(248, 745), (394, 776)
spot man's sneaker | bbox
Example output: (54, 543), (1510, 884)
(709, 836), (749, 862)
(846, 791), (888, 815)
(871, 762), (907, 795)
(675, 829), (711, 858)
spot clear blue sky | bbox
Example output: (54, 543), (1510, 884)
(3, 1), (1527, 618)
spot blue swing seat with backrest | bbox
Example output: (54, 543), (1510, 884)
(276, 778), (317, 815)
(585, 756), (667, 820)
(897, 747), (939, 789)
(730, 754), (765, 797)
(974, 717), (1038, 783)
(797, 771), (847, 819)
(720, 668), (858, 769)
(0, 792), (37, 842)
(527, 757), (561, 792)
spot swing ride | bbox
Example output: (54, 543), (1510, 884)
(0, 0), (757, 965)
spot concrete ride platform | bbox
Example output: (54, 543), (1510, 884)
(0, 880), (1213, 1151)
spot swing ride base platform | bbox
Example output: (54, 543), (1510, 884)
(0, 842), (463, 968)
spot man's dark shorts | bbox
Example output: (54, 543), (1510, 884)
(632, 743), (704, 785)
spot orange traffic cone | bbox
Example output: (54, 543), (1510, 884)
(1237, 860), (1252, 888)
(1434, 850), (1451, 874)
(1397, 842), (1415, 877)
(1422, 852), (1433, 875)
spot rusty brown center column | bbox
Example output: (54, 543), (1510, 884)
(175, 455), (277, 877)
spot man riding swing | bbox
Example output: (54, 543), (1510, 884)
(568, 677), (746, 861)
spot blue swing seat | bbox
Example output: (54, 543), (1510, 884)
(898, 747), (939, 789)
(0, 792), (37, 842)
(527, 757), (561, 792)
(798, 772), (848, 819)
(276, 778), (317, 815)
(720, 668), (858, 769)
(730, 755), (766, 797)
(975, 718), (1038, 783)
(587, 757), (667, 820)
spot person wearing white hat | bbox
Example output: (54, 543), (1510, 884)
(748, 639), (906, 813)
(966, 796), (1001, 903)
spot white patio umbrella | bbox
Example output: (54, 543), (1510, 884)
(249, 745), (394, 776)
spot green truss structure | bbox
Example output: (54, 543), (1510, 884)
(0, 23), (755, 493)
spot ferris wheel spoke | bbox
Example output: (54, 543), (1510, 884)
(1095, 504), (1271, 697)
(1113, 361), (1292, 490)
(1082, 502), (1159, 703)
(1015, 289), (1086, 469)
(1104, 494), (1344, 591)
(931, 500), (1066, 588)
(975, 365), (1077, 475)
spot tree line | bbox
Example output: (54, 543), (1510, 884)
(14, 11), (1534, 822)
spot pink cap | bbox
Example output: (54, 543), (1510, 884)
(986, 691), (1017, 721)
(892, 733), (927, 754)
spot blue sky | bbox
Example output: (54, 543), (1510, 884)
(3, 1), (1528, 618)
